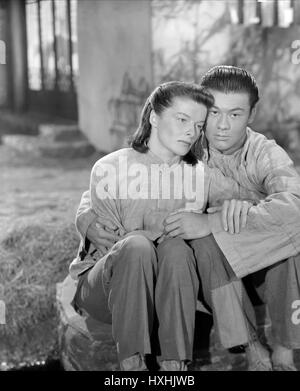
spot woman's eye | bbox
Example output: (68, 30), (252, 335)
(177, 117), (187, 123)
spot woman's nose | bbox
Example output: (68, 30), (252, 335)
(185, 122), (197, 137)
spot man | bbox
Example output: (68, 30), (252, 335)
(162, 65), (300, 370)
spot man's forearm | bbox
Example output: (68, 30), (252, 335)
(75, 190), (97, 241)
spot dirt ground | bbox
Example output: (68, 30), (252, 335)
(0, 144), (101, 367)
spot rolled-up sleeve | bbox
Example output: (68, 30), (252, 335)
(75, 190), (97, 243)
(209, 142), (300, 278)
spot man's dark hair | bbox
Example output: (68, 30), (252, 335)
(130, 81), (214, 165)
(200, 65), (259, 111)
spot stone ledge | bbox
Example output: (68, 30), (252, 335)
(56, 275), (118, 371)
(56, 275), (300, 371)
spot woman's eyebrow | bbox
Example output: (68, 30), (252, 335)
(176, 112), (205, 123)
(176, 111), (190, 117)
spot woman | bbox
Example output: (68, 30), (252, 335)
(70, 81), (257, 371)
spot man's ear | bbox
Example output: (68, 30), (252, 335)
(149, 110), (157, 127)
(248, 105), (257, 124)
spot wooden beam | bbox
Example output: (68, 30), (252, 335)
(37, 0), (45, 90)
(273, 0), (279, 26)
(66, 0), (74, 91)
(52, 0), (59, 89)
(238, 0), (244, 24)
(256, 0), (262, 25)
(293, 0), (300, 24)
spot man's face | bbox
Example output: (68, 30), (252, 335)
(205, 90), (255, 155)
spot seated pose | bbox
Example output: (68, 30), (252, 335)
(162, 66), (300, 371)
(70, 81), (264, 371)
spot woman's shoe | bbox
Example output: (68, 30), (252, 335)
(120, 353), (148, 371)
(160, 360), (187, 371)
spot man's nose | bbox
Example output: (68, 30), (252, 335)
(217, 114), (230, 130)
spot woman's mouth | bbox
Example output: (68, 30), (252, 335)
(177, 140), (191, 146)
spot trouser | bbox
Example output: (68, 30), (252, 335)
(250, 254), (300, 349)
(73, 234), (256, 363)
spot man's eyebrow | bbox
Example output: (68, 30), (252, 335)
(229, 107), (245, 112)
(210, 106), (245, 112)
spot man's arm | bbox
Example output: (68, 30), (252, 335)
(75, 190), (97, 243)
(75, 183), (121, 254)
(209, 142), (300, 277)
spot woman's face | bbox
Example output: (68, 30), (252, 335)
(150, 97), (207, 160)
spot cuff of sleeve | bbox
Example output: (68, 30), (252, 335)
(75, 208), (97, 243)
(285, 222), (300, 254)
(208, 213), (250, 278)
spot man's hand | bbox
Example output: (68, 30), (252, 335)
(207, 199), (253, 234)
(86, 218), (121, 256)
(162, 212), (211, 240)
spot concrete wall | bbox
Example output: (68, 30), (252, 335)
(152, 0), (232, 84)
(77, 0), (153, 152)
(9, 0), (28, 112)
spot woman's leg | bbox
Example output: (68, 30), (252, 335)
(155, 237), (199, 369)
(74, 234), (158, 368)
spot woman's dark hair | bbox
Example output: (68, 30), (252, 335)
(200, 65), (259, 111)
(130, 81), (214, 165)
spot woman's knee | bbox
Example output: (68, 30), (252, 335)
(121, 234), (153, 252)
(157, 237), (194, 269)
(119, 234), (155, 267)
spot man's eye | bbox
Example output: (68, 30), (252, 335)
(177, 117), (187, 122)
(209, 110), (219, 116)
(231, 113), (240, 118)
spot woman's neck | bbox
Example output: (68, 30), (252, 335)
(148, 135), (179, 164)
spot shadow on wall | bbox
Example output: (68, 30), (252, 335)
(229, 25), (300, 152)
(151, 0), (300, 154)
(108, 72), (151, 150)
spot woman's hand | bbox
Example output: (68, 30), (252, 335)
(207, 199), (253, 234)
(86, 218), (121, 256)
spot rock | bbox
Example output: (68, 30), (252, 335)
(56, 276), (300, 371)
(56, 275), (118, 371)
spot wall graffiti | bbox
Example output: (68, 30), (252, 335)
(108, 72), (151, 150)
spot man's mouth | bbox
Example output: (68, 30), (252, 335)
(215, 134), (230, 140)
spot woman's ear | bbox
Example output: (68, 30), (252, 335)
(248, 105), (257, 124)
(149, 110), (157, 128)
